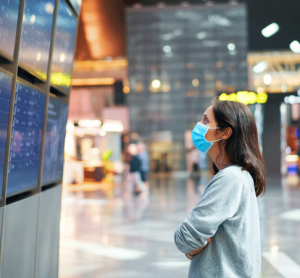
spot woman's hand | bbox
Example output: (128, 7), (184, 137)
(185, 238), (211, 260)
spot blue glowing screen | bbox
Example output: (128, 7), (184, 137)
(51, 0), (77, 94)
(6, 82), (46, 196)
(19, 0), (55, 81)
(0, 0), (20, 60)
(0, 70), (12, 197)
(42, 96), (68, 186)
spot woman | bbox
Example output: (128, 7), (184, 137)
(174, 99), (266, 278)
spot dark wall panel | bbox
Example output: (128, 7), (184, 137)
(263, 98), (282, 177)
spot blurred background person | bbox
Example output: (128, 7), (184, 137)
(125, 143), (147, 195)
(190, 146), (200, 180)
(137, 142), (150, 190)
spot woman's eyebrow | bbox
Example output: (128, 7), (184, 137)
(203, 113), (209, 119)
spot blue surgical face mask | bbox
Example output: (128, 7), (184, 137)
(192, 122), (221, 153)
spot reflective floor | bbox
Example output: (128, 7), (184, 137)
(59, 174), (300, 278)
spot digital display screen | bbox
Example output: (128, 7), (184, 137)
(42, 96), (68, 186)
(51, 0), (77, 94)
(6, 82), (46, 196)
(18, 0), (55, 81)
(0, 0), (20, 60)
(0, 70), (12, 197)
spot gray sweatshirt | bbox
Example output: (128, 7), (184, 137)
(174, 165), (261, 278)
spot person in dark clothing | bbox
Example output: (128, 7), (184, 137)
(137, 142), (150, 189)
(130, 155), (141, 173)
(125, 144), (147, 194)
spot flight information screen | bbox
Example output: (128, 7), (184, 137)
(18, 0), (55, 81)
(0, 70), (12, 197)
(42, 96), (68, 186)
(6, 82), (46, 196)
(0, 0), (20, 60)
(51, 0), (77, 94)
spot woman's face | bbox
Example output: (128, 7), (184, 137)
(200, 105), (222, 144)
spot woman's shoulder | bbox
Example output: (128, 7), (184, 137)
(221, 164), (243, 175)
(210, 165), (250, 185)
(207, 165), (251, 195)
(212, 164), (242, 177)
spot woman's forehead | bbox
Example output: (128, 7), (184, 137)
(204, 105), (214, 117)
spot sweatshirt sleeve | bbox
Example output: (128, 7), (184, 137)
(174, 169), (243, 254)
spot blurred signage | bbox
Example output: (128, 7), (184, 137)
(219, 91), (268, 105)
(284, 95), (300, 104)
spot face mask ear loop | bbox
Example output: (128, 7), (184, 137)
(210, 127), (221, 143)
(211, 138), (222, 143)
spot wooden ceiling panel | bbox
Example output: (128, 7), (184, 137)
(75, 0), (126, 61)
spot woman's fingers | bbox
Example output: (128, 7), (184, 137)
(186, 238), (212, 259)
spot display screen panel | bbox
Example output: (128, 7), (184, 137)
(6, 82), (46, 196)
(51, 0), (77, 94)
(18, 0), (55, 81)
(42, 96), (68, 186)
(0, 70), (12, 197)
(0, 0), (20, 60)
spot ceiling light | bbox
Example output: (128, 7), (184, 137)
(227, 43), (235, 51)
(163, 33), (173, 40)
(173, 30), (182, 36)
(152, 79), (161, 89)
(290, 41), (300, 53)
(78, 120), (102, 128)
(163, 45), (172, 53)
(261, 23), (279, 38)
(257, 87), (264, 93)
(281, 84), (287, 93)
(192, 79), (199, 87)
(99, 129), (106, 137)
(253, 61), (268, 73)
(103, 120), (123, 132)
(208, 15), (231, 26)
(123, 86), (130, 94)
(196, 32), (207, 40)
(263, 74), (272, 85)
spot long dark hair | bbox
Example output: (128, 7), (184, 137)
(212, 99), (266, 197)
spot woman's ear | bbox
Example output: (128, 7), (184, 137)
(222, 127), (232, 140)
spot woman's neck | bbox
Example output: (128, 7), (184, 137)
(209, 149), (231, 171)
(215, 160), (231, 171)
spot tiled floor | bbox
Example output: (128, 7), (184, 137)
(59, 175), (300, 278)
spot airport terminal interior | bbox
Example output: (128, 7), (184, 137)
(1, 0), (300, 277)
(59, 176), (300, 278)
